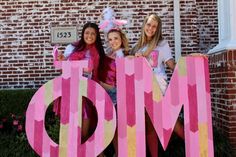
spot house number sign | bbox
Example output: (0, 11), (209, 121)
(51, 27), (77, 44)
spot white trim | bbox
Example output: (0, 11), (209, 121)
(208, 0), (236, 54)
(229, 0), (236, 41)
(174, 0), (181, 61)
(208, 41), (236, 54)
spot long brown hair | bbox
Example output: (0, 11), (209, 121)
(131, 14), (163, 57)
(72, 22), (105, 59)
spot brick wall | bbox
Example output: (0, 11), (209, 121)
(209, 50), (236, 153)
(0, 0), (218, 89)
(196, 0), (218, 53)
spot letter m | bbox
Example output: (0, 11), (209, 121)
(116, 57), (214, 157)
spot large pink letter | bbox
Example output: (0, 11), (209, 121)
(116, 57), (214, 157)
(25, 61), (117, 157)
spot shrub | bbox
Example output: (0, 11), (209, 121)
(0, 132), (38, 157)
(0, 89), (36, 118)
(0, 89), (59, 156)
(213, 127), (233, 157)
(0, 89), (39, 156)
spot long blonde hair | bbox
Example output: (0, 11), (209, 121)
(107, 28), (129, 56)
(132, 14), (163, 57)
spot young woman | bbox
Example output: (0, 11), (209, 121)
(67, 22), (105, 143)
(99, 28), (129, 156)
(99, 28), (129, 104)
(131, 13), (184, 156)
(68, 22), (105, 81)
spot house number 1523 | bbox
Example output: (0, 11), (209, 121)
(57, 32), (72, 38)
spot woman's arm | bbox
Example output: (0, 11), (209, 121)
(166, 53), (207, 71)
(99, 81), (114, 90)
(165, 58), (176, 71)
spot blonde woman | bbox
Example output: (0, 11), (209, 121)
(131, 13), (184, 156)
(99, 28), (129, 156)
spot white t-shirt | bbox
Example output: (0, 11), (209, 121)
(64, 44), (75, 58)
(115, 49), (125, 58)
(107, 48), (124, 58)
(136, 40), (173, 94)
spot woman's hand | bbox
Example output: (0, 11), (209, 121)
(189, 53), (208, 59)
(125, 55), (135, 59)
(166, 58), (176, 71)
(135, 52), (143, 57)
(57, 53), (66, 61)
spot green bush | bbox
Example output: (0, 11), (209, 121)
(0, 89), (59, 156)
(0, 89), (36, 118)
(213, 128), (233, 157)
(0, 132), (38, 157)
(45, 105), (60, 144)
